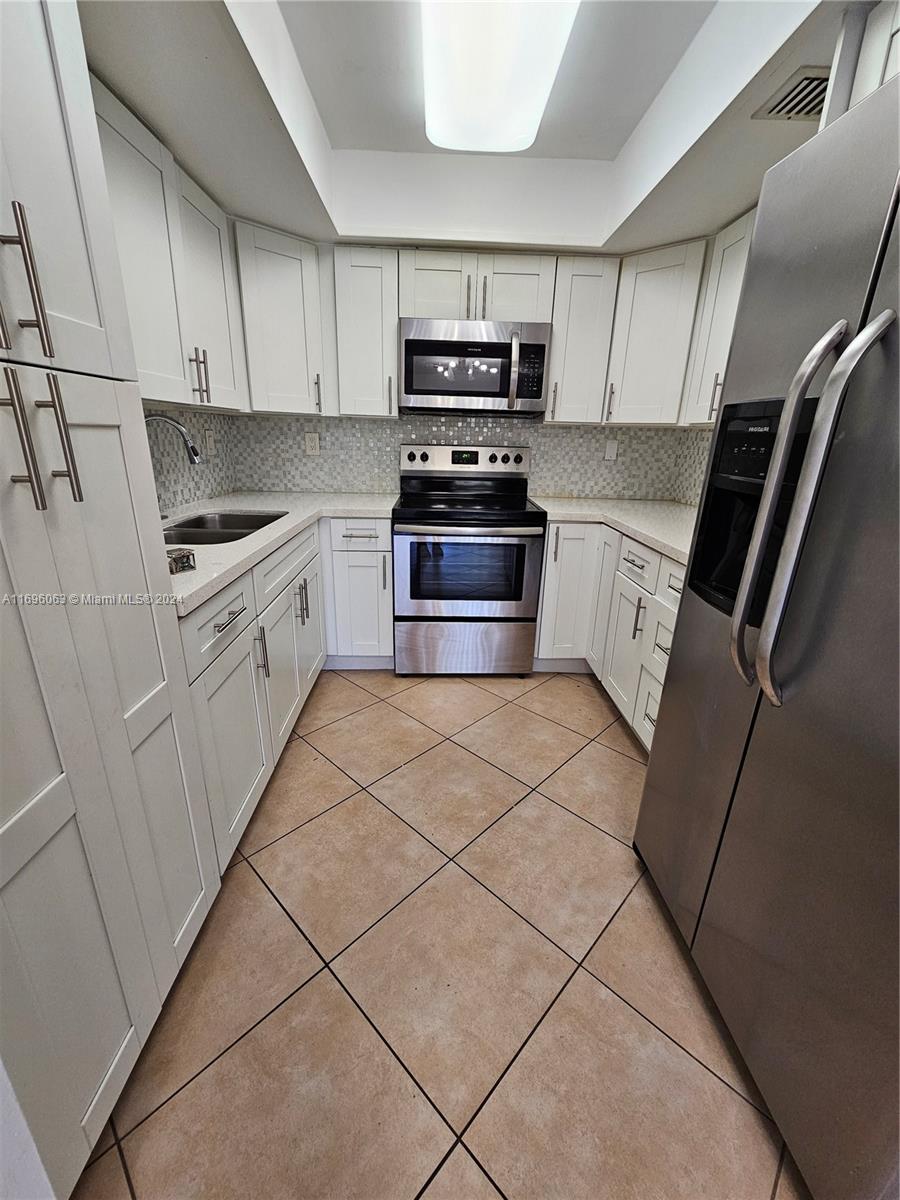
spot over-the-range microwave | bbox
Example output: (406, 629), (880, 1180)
(399, 318), (551, 416)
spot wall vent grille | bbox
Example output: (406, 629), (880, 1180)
(752, 67), (830, 121)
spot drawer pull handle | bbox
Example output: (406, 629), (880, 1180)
(670, 582), (683, 595)
(255, 627), (270, 677)
(1, 202), (54, 357)
(624, 555), (645, 570)
(631, 596), (645, 640)
(645, 710), (657, 728)
(654, 642), (670, 657)
(342, 532), (378, 539)
(213, 606), (246, 634)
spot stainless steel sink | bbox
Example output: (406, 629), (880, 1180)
(163, 510), (287, 544)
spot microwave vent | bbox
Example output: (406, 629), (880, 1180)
(752, 67), (830, 121)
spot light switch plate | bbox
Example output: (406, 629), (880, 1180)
(604, 439), (618, 461)
(205, 430), (216, 456)
(305, 432), (320, 456)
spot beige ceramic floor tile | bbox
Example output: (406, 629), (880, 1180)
(71, 1149), (130, 1200)
(369, 741), (528, 855)
(776, 1154), (814, 1200)
(453, 705), (587, 787)
(539, 740), (646, 844)
(239, 739), (357, 855)
(253, 791), (445, 959)
(597, 717), (649, 764)
(388, 676), (506, 736)
(115, 862), (320, 1134)
(293, 670), (377, 735)
(336, 668), (424, 698)
(304, 701), (442, 786)
(466, 969), (781, 1200)
(514, 673), (619, 737)
(422, 1145), (502, 1199)
(458, 793), (642, 958)
(464, 673), (551, 700)
(122, 973), (453, 1200)
(334, 864), (570, 1129)
(584, 876), (762, 1105)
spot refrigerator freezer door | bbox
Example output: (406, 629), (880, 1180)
(692, 219), (899, 1200)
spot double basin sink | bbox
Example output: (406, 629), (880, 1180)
(163, 510), (288, 545)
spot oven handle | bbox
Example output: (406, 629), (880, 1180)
(394, 524), (545, 537)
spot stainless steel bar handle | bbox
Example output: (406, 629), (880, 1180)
(201, 348), (211, 403)
(342, 531), (378, 539)
(756, 307), (896, 707)
(214, 606), (246, 634)
(314, 373), (322, 413)
(728, 318), (847, 686)
(303, 577), (310, 621)
(395, 524), (545, 538)
(706, 371), (723, 421)
(295, 583), (306, 625)
(553, 526), (560, 561)
(605, 381), (615, 421)
(645, 710), (657, 728)
(670, 583), (683, 596)
(631, 595), (645, 640)
(550, 382), (558, 420)
(465, 275), (472, 319)
(36, 374), (83, 502)
(382, 554), (387, 590)
(482, 276), (488, 319)
(0, 366), (47, 510)
(387, 375), (393, 415)
(0, 202), (54, 357)
(256, 626), (271, 677)
(0, 300), (11, 351)
(507, 330), (520, 410)
(190, 347), (205, 402)
(623, 555), (645, 570)
(655, 642), (670, 657)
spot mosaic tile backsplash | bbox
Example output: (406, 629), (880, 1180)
(145, 405), (713, 513)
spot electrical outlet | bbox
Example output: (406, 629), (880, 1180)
(305, 431), (320, 456)
(205, 429), (216, 456)
(604, 438), (618, 462)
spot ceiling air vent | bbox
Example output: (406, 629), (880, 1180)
(752, 67), (830, 121)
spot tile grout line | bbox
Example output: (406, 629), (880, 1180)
(115, 1140), (138, 1200)
(533, 788), (638, 850)
(240, 787), (364, 861)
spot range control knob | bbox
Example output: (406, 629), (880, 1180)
(488, 453), (498, 464)
(407, 451), (417, 462)
(513, 453), (523, 465)
(500, 453), (510, 464)
(420, 451), (429, 462)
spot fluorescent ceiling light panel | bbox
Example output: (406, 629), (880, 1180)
(422, 0), (580, 153)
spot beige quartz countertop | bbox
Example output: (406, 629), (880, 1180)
(163, 491), (698, 616)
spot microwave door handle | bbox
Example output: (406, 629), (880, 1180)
(507, 329), (520, 410)
(727, 319), (847, 686)
(755, 307), (896, 707)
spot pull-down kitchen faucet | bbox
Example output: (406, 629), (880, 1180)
(144, 414), (204, 464)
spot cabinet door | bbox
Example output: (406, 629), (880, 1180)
(237, 222), (323, 414)
(606, 241), (705, 424)
(633, 666), (662, 750)
(585, 525), (622, 679)
(0, 417), (157, 1195)
(298, 554), (326, 696)
(92, 77), (190, 405)
(399, 248), (478, 318)
(258, 577), (305, 757)
(191, 621), (274, 870)
(0, 2), (130, 379)
(681, 212), (754, 425)
(24, 368), (219, 989)
(177, 171), (247, 410)
(334, 245), (398, 417)
(333, 550), (393, 656)
(601, 572), (648, 720)
(537, 523), (600, 659)
(546, 257), (620, 423)
(475, 253), (557, 322)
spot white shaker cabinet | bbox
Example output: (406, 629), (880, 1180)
(332, 550), (394, 656)
(850, 0), (900, 105)
(0, 2), (132, 380)
(546, 257), (620, 423)
(681, 211), (755, 425)
(605, 240), (705, 424)
(334, 245), (399, 417)
(601, 571), (648, 719)
(537, 523), (601, 659)
(236, 222), (323, 414)
(585, 525), (623, 678)
(399, 248), (478, 319)
(257, 576), (306, 757)
(474, 253), (557, 322)
(297, 554), (327, 691)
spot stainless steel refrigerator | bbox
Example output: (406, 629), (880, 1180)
(634, 76), (899, 1200)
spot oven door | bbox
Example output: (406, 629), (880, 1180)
(393, 524), (545, 619)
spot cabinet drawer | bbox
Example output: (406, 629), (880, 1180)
(619, 537), (661, 593)
(642, 596), (675, 685)
(180, 571), (255, 682)
(330, 517), (391, 551)
(634, 667), (662, 750)
(657, 557), (685, 610)
(253, 525), (318, 611)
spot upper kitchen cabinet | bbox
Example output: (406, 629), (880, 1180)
(473, 253), (557, 322)
(176, 171), (248, 410)
(850, 0), (899, 105)
(0, 3), (132, 380)
(680, 210), (755, 425)
(334, 245), (399, 417)
(605, 240), (705, 424)
(545, 256), (620, 423)
(399, 248), (478, 319)
(92, 77), (191, 405)
(236, 222), (323, 414)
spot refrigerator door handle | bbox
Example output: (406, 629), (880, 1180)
(756, 307), (897, 706)
(728, 319), (848, 685)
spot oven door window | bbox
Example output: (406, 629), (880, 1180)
(409, 540), (525, 602)
(404, 339), (510, 398)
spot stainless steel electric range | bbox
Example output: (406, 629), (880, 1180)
(392, 445), (547, 674)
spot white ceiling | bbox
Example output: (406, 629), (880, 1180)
(280, 0), (716, 160)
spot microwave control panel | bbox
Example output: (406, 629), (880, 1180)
(516, 344), (546, 400)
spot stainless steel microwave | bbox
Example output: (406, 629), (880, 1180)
(399, 319), (551, 416)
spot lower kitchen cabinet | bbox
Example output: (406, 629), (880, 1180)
(258, 575), (306, 756)
(332, 549), (394, 656)
(585, 525), (622, 676)
(601, 571), (648, 717)
(537, 523), (600, 659)
(298, 553), (327, 688)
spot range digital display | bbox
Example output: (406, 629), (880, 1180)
(451, 450), (479, 465)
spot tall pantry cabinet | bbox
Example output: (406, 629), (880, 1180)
(0, 5), (219, 1196)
